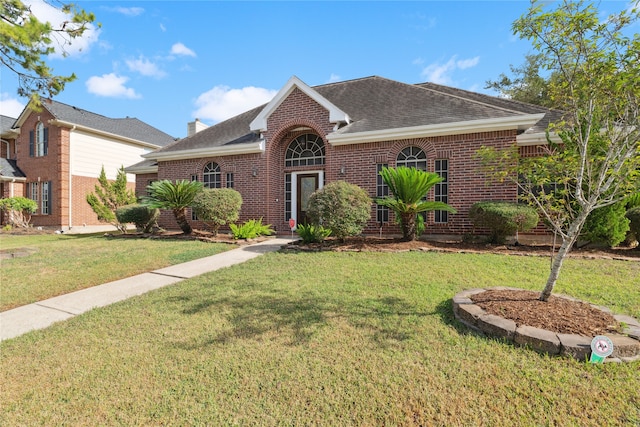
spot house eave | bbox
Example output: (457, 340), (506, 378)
(327, 113), (546, 146)
(145, 140), (265, 161)
(125, 165), (158, 174)
(516, 132), (562, 146)
(0, 176), (27, 182)
(49, 119), (162, 149)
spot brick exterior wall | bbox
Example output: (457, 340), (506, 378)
(155, 88), (524, 236)
(6, 108), (137, 229)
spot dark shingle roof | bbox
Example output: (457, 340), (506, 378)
(42, 100), (176, 147)
(1, 115), (17, 135)
(0, 158), (26, 179)
(152, 76), (556, 156)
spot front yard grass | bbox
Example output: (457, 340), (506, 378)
(1, 250), (638, 425)
(0, 233), (231, 311)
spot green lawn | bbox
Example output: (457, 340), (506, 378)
(1, 250), (638, 425)
(0, 233), (232, 311)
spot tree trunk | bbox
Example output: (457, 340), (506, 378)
(401, 212), (416, 241)
(173, 208), (192, 234)
(539, 209), (590, 301)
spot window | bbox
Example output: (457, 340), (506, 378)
(396, 146), (426, 170)
(203, 162), (221, 188)
(284, 173), (292, 221)
(285, 134), (325, 167)
(41, 181), (51, 215)
(226, 172), (234, 188)
(30, 123), (48, 157)
(191, 175), (199, 220)
(29, 182), (39, 213)
(376, 164), (389, 224)
(434, 160), (449, 223)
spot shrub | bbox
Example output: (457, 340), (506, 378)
(306, 181), (371, 241)
(192, 188), (242, 235)
(469, 201), (539, 244)
(0, 196), (37, 228)
(230, 218), (274, 239)
(581, 202), (630, 247)
(296, 223), (332, 244)
(115, 204), (159, 233)
(626, 207), (640, 248)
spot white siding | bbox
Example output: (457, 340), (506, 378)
(70, 130), (151, 181)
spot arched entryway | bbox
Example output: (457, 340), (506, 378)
(283, 133), (325, 226)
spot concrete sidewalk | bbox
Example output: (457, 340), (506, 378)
(1, 237), (293, 342)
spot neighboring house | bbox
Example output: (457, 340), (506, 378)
(2, 100), (175, 230)
(128, 75), (558, 236)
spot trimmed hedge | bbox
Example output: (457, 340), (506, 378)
(115, 204), (159, 233)
(192, 188), (242, 235)
(306, 181), (371, 241)
(626, 207), (640, 247)
(469, 201), (539, 244)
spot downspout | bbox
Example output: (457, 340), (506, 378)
(68, 126), (76, 230)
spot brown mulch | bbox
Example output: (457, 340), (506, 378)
(471, 289), (621, 336)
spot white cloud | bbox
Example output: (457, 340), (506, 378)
(421, 55), (480, 85)
(326, 73), (341, 83)
(0, 93), (26, 118)
(27, 0), (101, 59)
(170, 43), (196, 57)
(193, 85), (277, 123)
(160, 23), (167, 32)
(85, 73), (141, 99)
(104, 6), (144, 17)
(126, 56), (166, 78)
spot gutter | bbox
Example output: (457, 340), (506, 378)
(145, 140), (265, 162)
(327, 113), (546, 146)
(48, 119), (162, 150)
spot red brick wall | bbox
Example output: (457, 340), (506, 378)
(155, 88), (522, 235)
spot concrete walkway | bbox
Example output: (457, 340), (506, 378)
(1, 237), (294, 342)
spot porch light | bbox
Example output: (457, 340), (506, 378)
(339, 165), (346, 175)
(252, 167), (258, 177)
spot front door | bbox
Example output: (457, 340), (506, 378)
(296, 173), (319, 225)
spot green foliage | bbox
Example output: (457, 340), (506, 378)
(0, 0), (97, 104)
(581, 203), (630, 247)
(191, 188), (242, 236)
(142, 179), (203, 235)
(469, 201), (540, 244)
(0, 196), (37, 228)
(230, 218), (274, 239)
(115, 204), (159, 234)
(479, 1), (640, 300)
(485, 54), (557, 107)
(306, 181), (371, 241)
(626, 193), (640, 210)
(86, 166), (136, 233)
(626, 207), (640, 246)
(375, 167), (457, 241)
(296, 223), (332, 244)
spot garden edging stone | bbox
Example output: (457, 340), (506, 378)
(453, 287), (640, 363)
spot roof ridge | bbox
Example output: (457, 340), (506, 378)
(415, 82), (550, 115)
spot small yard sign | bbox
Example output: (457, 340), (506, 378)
(589, 335), (614, 363)
(289, 218), (296, 230)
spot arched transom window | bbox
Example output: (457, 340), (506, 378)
(203, 162), (221, 188)
(285, 134), (325, 167)
(396, 146), (427, 170)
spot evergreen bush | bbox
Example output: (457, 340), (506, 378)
(469, 201), (539, 244)
(115, 204), (159, 233)
(581, 202), (630, 247)
(306, 181), (371, 241)
(626, 207), (640, 248)
(192, 188), (242, 235)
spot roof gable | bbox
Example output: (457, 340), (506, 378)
(249, 76), (350, 132)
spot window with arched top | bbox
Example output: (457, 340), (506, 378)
(396, 146), (427, 170)
(203, 162), (221, 188)
(30, 122), (48, 157)
(285, 134), (325, 167)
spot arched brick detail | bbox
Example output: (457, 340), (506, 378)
(266, 119), (328, 159)
(389, 138), (437, 166)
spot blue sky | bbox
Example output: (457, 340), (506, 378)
(1, 0), (637, 138)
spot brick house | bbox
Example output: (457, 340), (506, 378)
(2, 100), (175, 230)
(128, 76), (557, 236)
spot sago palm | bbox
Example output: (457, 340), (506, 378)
(143, 179), (203, 234)
(375, 166), (456, 241)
